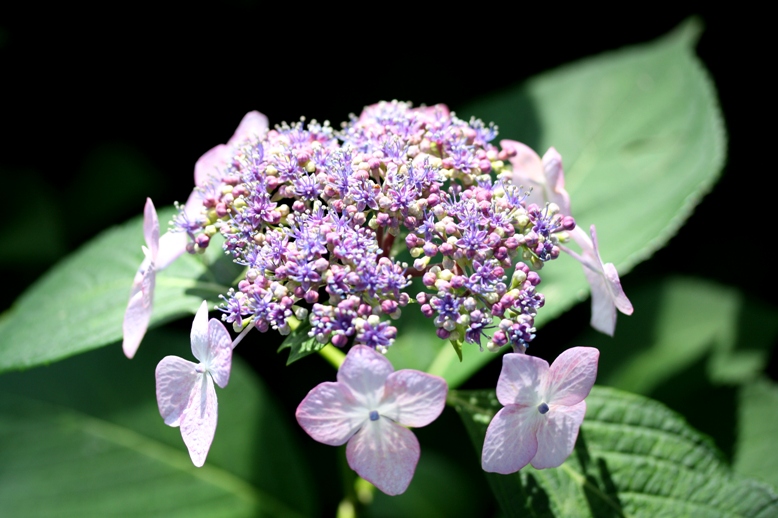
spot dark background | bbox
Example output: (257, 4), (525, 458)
(1, 7), (773, 515)
(1, 7), (769, 305)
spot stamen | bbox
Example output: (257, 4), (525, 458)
(538, 402), (549, 414)
(369, 410), (380, 421)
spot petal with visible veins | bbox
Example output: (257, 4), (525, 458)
(180, 374), (218, 467)
(296, 382), (366, 446)
(155, 355), (199, 427)
(379, 369), (447, 428)
(346, 417), (420, 496)
(482, 405), (542, 474)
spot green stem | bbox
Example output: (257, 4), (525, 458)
(318, 345), (346, 369)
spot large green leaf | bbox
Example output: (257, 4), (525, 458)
(0, 206), (236, 373)
(0, 329), (315, 517)
(734, 377), (778, 491)
(387, 19), (726, 387)
(450, 386), (778, 517)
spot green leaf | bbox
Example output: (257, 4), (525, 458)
(0, 206), (237, 373)
(734, 377), (778, 491)
(584, 276), (778, 394)
(365, 450), (490, 518)
(0, 329), (316, 517)
(277, 319), (327, 365)
(568, 276), (778, 460)
(450, 386), (778, 517)
(387, 19), (726, 388)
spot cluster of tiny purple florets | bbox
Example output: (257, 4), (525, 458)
(174, 101), (574, 353)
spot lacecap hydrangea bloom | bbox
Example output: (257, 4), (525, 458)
(170, 101), (588, 355)
(123, 101), (623, 493)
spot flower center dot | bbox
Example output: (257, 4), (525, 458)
(538, 402), (549, 414)
(369, 410), (380, 421)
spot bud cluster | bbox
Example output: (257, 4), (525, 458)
(174, 101), (574, 354)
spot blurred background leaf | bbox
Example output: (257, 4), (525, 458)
(734, 377), (778, 489)
(572, 275), (778, 465)
(0, 328), (316, 517)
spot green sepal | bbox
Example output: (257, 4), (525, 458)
(277, 318), (327, 366)
(450, 339), (463, 362)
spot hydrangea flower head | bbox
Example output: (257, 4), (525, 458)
(481, 346), (599, 473)
(171, 101), (578, 358)
(155, 301), (233, 467)
(296, 345), (447, 495)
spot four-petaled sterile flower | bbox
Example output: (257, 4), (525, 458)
(566, 225), (633, 336)
(155, 301), (233, 467)
(481, 347), (599, 474)
(296, 345), (448, 495)
(122, 198), (189, 358)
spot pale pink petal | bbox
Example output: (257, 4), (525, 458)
(604, 263), (634, 315)
(346, 418), (420, 496)
(194, 144), (231, 187)
(588, 228), (631, 310)
(501, 139), (548, 209)
(567, 225), (632, 336)
(228, 111), (269, 146)
(501, 140), (544, 185)
(190, 301), (210, 361)
(122, 260), (155, 359)
(496, 353), (548, 407)
(412, 104), (450, 121)
(337, 346), (394, 409)
(481, 405), (542, 474)
(143, 198), (160, 261)
(531, 400), (586, 469)
(155, 231), (188, 271)
(583, 262), (618, 335)
(194, 111), (268, 186)
(379, 370), (447, 428)
(541, 147), (572, 216)
(205, 318), (232, 389)
(183, 188), (204, 219)
(543, 347), (599, 407)
(296, 381), (367, 446)
(155, 355), (199, 427)
(181, 374), (218, 467)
